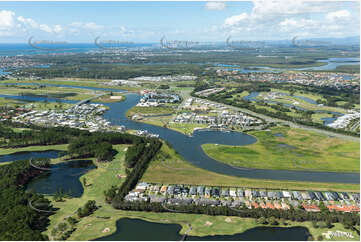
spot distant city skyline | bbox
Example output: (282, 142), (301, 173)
(0, 1), (360, 43)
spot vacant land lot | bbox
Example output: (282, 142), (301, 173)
(202, 126), (359, 173)
(141, 142), (359, 192)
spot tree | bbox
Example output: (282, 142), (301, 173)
(57, 222), (67, 232)
(82, 177), (87, 187)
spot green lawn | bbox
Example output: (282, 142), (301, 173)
(142, 142), (359, 192)
(201, 126), (359, 173)
(0, 144), (68, 156)
(127, 105), (176, 116)
(42, 144), (358, 241)
(44, 144), (130, 240)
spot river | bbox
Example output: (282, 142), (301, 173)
(0, 90), (358, 184)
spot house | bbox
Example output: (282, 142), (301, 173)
(221, 188), (229, 197)
(230, 188), (237, 197)
(282, 191), (291, 198)
(150, 195), (166, 203)
(276, 191), (283, 199)
(308, 191), (316, 200)
(259, 201), (266, 209)
(212, 187), (220, 197)
(268, 191), (276, 199)
(259, 191), (267, 198)
(351, 193), (360, 201)
(301, 192), (311, 200)
(167, 185), (175, 195)
(204, 187), (212, 197)
(303, 204), (320, 212)
(281, 202), (290, 210)
(160, 185), (168, 194)
(135, 182), (148, 191)
(197, 186), (205, 196)
(181, 186), (189, 196)
(274, 202), (282, 210)
(340, 192), (349, 200)
(194, 198), (220, 206)
(265, 202), (275, 209)
(251, 202), (259, 209)
(292, 191), (303, 200)
(174, 185), (182, 195)
(331, 192), (340, 201)
(252, 190), (260, 198)
(189, 186), (197, 196)
(232, 200), (244, 207)
(314, 192), (326, 201)
(237, 189), (244, 197)
(222, 200), (233, 206)
(168, 198), (193, 206)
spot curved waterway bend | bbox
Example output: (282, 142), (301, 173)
(0, 92), (358, 183)
(103, 93), (359, 184)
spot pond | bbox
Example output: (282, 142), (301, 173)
(26, 159), (96, 197)
(0, 150), (66, 163)
(96, 218), (311, 241)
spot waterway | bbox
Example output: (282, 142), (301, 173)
(96, 218), (311, 241)
(26, 159), (96, 197)
(242, 91), (345, 125)
(0, 92), (358, 184)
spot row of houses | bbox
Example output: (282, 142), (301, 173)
(124, 183), (360, 213)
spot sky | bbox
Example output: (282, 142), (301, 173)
(0, 1), (359, 43)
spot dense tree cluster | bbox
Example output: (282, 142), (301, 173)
(77, 200), (98, 218)
(104, 139), (162, 204)
(0, 159), (53, 240)
(111, 201), (360, 230)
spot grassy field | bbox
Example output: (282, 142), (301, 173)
(44, 144), (129, 240)
(141, 142), (360, 192)
(42, 144), (358, 241)
(201, 126), (359, 173)
(4, 78), (139, 91)
(0, 144), (68, 155)
(0, 84), (96, 101)
(127, 105), (176, 117)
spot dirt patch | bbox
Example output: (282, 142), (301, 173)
(102, 227), (110, 233)
(205, 221), (213, 226)
(225, 217), (232, 223)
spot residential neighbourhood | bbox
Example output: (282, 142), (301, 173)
(125, 182), (360, 213)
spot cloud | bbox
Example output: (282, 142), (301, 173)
(54, 25), (63, 33)
(0, 10), (16, 29)
(326, 10), (351, 21)
(205, 2), (226, 11)
(224, 13), (248, 26)
(69, 22), (103, 30)
(219, 0), (359, 39)
(17, 16), (38, 29)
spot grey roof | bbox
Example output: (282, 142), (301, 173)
(168, 198), (193, 205)
(221, 189), (229, 196)
(189, 186), (197, 195)
(237, 189), (244, 197)
(268, 191), (276, 199)
(260, 191), (267, 197)
(314, 192), (325, 201)
(194, 198), (220, 206)
(292, 191), (303, 200)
